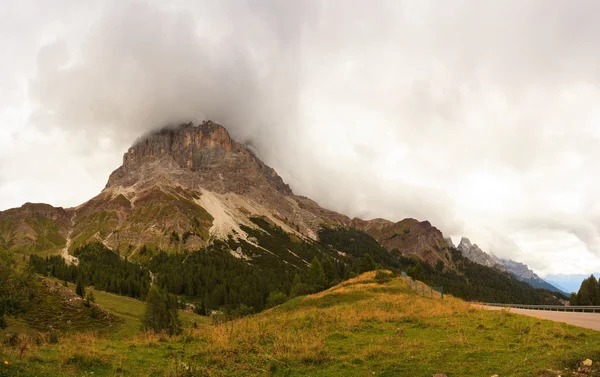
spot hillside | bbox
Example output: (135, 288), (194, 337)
(2, 272), (599, 377)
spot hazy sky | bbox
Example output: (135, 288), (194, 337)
(2, 0), (600, 276)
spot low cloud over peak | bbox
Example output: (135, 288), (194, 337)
(1, 0), (600, 275)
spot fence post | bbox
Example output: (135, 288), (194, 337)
(441, 286), (444, 300)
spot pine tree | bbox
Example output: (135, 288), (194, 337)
(76, 279), (85, 297)
(574, 275), (600, 305)
(142, 286), (181, 335)
(407, 261), (425, 281)
(290, 272), (310, 297)
(308, 257), (327, 291)
(321, 257), (338, 286)
(358, 254), (376, 273)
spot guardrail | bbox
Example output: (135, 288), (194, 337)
(479, 303), (600, 313)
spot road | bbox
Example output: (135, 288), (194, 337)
(478, 305), (600, 331)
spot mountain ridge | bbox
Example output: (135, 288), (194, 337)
(455, 236), (566, 295)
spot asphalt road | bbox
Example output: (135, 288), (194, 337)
(478, 305), (600, 331)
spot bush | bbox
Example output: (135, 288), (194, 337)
(265, 291), (288, 309)
(375, 270), (393, 284)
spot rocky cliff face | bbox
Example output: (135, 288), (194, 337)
(107, 121), (292, 196)
(499, 258), (539, 280)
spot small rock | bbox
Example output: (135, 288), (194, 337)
(583, 358), (593, 366)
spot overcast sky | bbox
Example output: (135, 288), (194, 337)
(1, 0), (600, 277)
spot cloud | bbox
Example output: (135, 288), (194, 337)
(2, 0), (600, 274)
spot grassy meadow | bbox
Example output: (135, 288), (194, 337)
(1, 272), (600, 377)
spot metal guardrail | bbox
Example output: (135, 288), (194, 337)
(480, 303), (600, 313)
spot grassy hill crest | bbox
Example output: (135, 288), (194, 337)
(2, 272), (600, 377)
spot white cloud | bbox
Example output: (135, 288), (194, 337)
(1, 0), (600, 275)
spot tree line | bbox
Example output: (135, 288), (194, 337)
(29, 243), (151, 299)
(319, 226), (565, 305)
(0, 250), (38, 329)
(570, 275), (600, 305)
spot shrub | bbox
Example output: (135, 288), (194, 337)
(265, 291), (288, 309)
(375, 270), (393, 284)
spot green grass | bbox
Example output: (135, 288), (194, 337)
(84, 287), (208, 339)
(2, 272), (600, 377)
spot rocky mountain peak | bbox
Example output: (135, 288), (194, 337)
(458, 237), (473, 250)
(457, 236), (506, 271)
(106, 120), (292, 196)
(121, 121), (234, 169)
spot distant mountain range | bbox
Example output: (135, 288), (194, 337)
(544, 274), (596, 294)
(452, 237), (568, 296)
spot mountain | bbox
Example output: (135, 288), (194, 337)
(0, 202), (70, 254)
(0, 121), (457, 268)
(0, 121), (351, 259)
(455, 237), (566, 295)
(498, 259), (567, 295)
(0, 121), (565, 307)
(457, 237), (506, 271)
